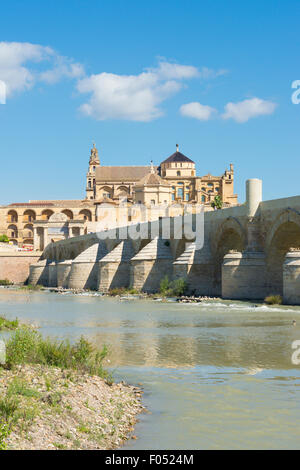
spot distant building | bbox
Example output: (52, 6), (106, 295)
(0, 143), (238, 250)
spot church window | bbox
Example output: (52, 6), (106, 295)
(88, 180), (91, 189)
(177, 187), (184, 199)
(185, 193), (189, 201)
(201, 195), (205, 202)
(177, 171), (181, 176)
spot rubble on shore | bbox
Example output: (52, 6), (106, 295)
(0, 364), (145, 450)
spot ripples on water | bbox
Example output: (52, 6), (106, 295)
(0, 287), (300, 449)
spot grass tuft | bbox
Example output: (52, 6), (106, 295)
(264, 294), (283, 305)
(4, 329), (110, 380)
(0, 316), (19, 331)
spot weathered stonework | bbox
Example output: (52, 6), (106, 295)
(222, 251), (267, 300)
(68, 242), (108, 290)
(98, 241), (134, 292)
(57, 260), (72, 288)
(283, 250), (300, 305)
(130, 238), (173, 293)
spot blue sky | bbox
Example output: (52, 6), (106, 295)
(0, 0), (300, 204)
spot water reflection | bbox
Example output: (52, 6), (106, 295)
(0, 288), (299, 370)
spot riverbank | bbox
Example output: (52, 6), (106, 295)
(1, 364), (144, 450)
(0, 329), (145, 450)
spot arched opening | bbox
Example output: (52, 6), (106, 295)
(23, 239), (33, 247)
(61, 209), (73, 220)
(7, 224), (18, 239)
(23, 224), (33, 238)
(99, 186), (113, 199)
(41, 209), (54, 220)
(23, 210), (36, 223)
(7, 210), (18, 223)
(214, 227), (245, 292)
(116, 186), (130, 198)
(79, 209), (92, 221)
(267, 221), (300, 294)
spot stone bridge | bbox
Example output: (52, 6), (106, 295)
(28, 179), (300, 304)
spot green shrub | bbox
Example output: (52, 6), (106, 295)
(171, 278), (188, 296)
(108, 287), (139, 296)
(0, 316), (19, 331)
(5, 329), (110, 379)
(159, 276), (171, 295)
(159, 276), (187, 297)
(0, 235), (9, 243)
(264, 294), (283, 305)
(0, 279), (12, 286)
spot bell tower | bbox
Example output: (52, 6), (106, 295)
(86, 143), (100, 200)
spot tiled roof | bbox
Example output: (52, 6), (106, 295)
(136, 172), (170, 186)
(161, 151), (194, 164)
(96, 166), (158, 182)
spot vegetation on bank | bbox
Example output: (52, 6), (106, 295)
(0, 316), (19, 331)
(4, 329), (110, 379)
(108, 287), (140, 296)
(20, 284), (43, 291)
(159, 276), (188, 297)
(0, 329), (144, 450)
(264, 294), (283, 305)
(0, 280), (13, 286)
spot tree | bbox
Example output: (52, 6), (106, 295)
(211, 195), (223, 210)
(0, 235), (9, 243)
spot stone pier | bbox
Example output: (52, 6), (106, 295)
(68, 242), (108, 290)
(98, 240), (134, 292)
(283, 249), (300, 305)
(130, 237), (173, 293)
(173, 243), (216, 296)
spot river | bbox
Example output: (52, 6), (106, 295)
(0, 287), (300, 449)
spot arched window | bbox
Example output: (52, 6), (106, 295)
(23, 210), (36, 223)
(7, 210), (18, 223)
(8, 224), (18, 238)
(41, 210), (54, 220)
(61, 210), (74, 220)
(79, 209), (92, 222)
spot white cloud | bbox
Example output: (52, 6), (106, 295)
(222, 97), (277, 123)
(77, 61), (225, 122)
(180, 102), (217, 121)
(0, 41), (83, 97)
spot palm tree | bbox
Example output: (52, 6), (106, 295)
(211, 195), (223, 210)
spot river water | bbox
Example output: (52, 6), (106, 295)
(1, 287), (300, 449)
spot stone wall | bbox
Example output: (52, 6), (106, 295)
(0, 253), (41, 284)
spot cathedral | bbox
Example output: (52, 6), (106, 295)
(0, 144), (238, 250)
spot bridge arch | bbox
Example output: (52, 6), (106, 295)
(266, 209), (300, 294)
(212, 217), (246, 293)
